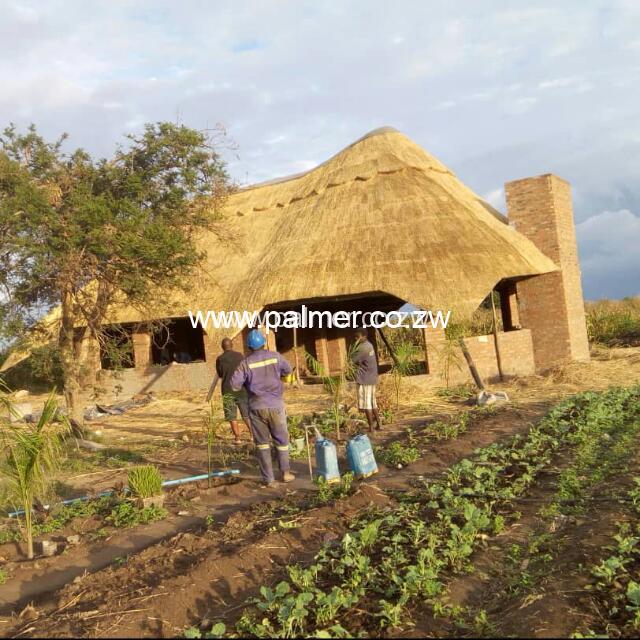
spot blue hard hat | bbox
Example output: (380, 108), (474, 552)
(247, 329), (266, 350)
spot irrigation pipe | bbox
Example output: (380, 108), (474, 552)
(7, 469), (240, 518)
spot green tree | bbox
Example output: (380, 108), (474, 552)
(0, 122), (232, 426)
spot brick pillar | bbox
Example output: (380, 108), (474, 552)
(505, 174), (590, 371)
(265, 329), (277, 352)
(326, 328), (347, 373)
(132, 331), (151, 368)
(498, 281), (521, 330)
(314, 327), (331, 374)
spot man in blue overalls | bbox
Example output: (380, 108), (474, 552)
(231, 329), (295, 487)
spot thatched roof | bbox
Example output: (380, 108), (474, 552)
(1, 126), (557, 372)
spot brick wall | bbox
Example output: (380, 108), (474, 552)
(93, 326), (536, 398)
(427, 329), (535, 386)
(97, 361), (214, 398)
(505, 174), (590, 371)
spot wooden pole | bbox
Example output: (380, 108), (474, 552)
(293, 326), (302, 387)
(205, 373), (219, 403)
(304, 424), (313, 481)
(457, 337), (485, 391)
(491, 293), (505, 382)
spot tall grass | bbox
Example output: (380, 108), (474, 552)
(127, 465), (163, 499)
(586, 297), (640, 346)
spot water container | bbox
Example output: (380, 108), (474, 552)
(315, 434), (341, 484)
(346, 434), (378, 478)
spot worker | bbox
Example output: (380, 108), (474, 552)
(231, 328), (295, 487)
(351, 328), (382, 431)
(208, 338), (251, 444)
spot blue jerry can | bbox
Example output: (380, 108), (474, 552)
(346, 434), (378, 478)
(315, 436), (341, 484)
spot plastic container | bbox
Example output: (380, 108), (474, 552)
(346, 434), (378, 478)
(315, 434), (341, 484)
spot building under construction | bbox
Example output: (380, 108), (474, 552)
(1, 127), (590, 394)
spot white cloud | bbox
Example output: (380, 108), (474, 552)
(483, 188), (505, 211)
(0, 0), (638, 298)
(577, 209), (640, 298)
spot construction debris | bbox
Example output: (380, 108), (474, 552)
(84, 393), (155, 421)
(477, 390), (510, 406)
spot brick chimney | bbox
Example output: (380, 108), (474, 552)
(505, 174), (590, 371)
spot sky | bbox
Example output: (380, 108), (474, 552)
(1, 0), (639, 300)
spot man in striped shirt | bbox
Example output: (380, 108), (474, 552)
(231, 329), (295, 487)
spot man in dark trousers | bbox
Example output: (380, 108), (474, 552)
(351, 328), (382, 431)
(208, 337), (251, 444)
(231, 328), (295, 487)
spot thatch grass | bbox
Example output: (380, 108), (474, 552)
(2, 127), (558, 371)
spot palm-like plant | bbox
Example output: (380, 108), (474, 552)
(1, 389), (68, 559)
(305, 344), (357, 441)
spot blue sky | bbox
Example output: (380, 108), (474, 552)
(1, 0), (639, 299)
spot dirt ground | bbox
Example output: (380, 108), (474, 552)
(1, 345), (640, 638)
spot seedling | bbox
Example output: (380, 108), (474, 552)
(127, 465), (163, 499)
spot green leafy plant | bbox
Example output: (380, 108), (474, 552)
(127, 465), (163, 499)
(214, 386), (640, 637)
(436, 333), (464, 388)
(0, 389), (69, 559)
(376, 440), (420, 467)
(313, 473), (354, 506)
(184, 622), (226, 638)
(0, 122), (233, 428)
(581, 469), (640, 635)
(106, 502), (166, 528)
(288, 414), (304, 440)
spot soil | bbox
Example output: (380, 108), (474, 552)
(1, 346), (640, 638)
(402, 450), (640, 638)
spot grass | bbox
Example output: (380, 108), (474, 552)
(586, 297), (640, 346)
(60, 447), (147, 474)
(127, 465), (163, 498)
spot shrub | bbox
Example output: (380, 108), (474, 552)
(586, 297), (640, 346)
(127, 465), (163, 498)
